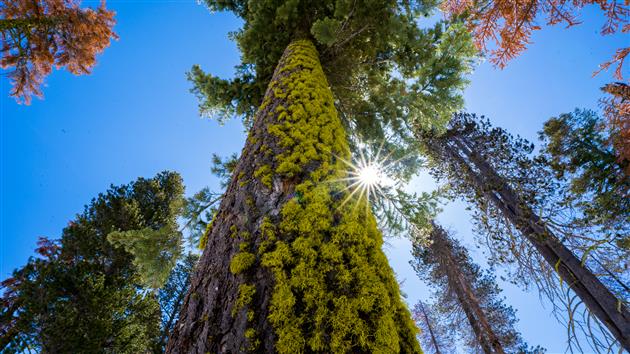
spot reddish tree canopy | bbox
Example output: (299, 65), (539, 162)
(1, 0), (117, 104)
(442, 0), (629, 79)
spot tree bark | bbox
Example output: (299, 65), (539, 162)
(442, 135), (630, 350)
(166, 40), (421, 353)
(430, 224), (506, 354)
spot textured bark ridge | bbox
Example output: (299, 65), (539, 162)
(433, 131), (630, 350)
(430, 224), (505, 354)
(166, 40), (421, 354)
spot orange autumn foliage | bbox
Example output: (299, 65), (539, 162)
(442, 0), (629, 79)
(601, 82), (630, 171)
(442, 0), (629, 171)
(1, 0), (117, 104)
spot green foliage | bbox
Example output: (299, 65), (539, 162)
(373, 185), (441, 238)
(181, 153), (234, 246)
(0, 171), (185, 353)
(108, 225), (183, 289)
(211, 152), (239, 188)
(157, 253), (199, 351)
(190, 0), (476, 181)
(310, 17), (341, 46)
(538, 109), (629, 244)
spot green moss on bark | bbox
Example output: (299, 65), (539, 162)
(233, 283), (256, 317)
(254, 40), (421, 354)
(230, 251), (256, 275)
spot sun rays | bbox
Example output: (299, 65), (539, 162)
(334, 143), (401, 211)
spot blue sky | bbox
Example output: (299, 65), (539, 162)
(1, 2), (626, 353)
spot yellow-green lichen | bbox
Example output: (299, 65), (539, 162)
(254, 165), (273, 189)
(244, 328), (260, 351)
(232, 283), (256, 316)
(238, 171), (250, 187)
(198, 214), (216, 250)
(248, 40), (421, 353)
(230, 251), (256, 275)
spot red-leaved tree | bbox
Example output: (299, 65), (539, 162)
(1, 0), (117, 104)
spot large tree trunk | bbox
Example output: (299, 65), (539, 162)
(430, 224), (506, 354)
(441, 134), (630, 350)
(166, 40), (421, 353)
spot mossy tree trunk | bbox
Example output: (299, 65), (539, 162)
(430, 224), (505, 354)
(440, 134), (630, 350)
(166, 40), (421, 353)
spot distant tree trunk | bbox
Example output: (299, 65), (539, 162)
(430, 224), (506, 354)
(439, 133), (630, 350)
(417, 302), (443, 354)
(166, 40), (421, 353)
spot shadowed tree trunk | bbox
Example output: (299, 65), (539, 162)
(166, 40), (421, 354)
(430, 224), (506, 354)
(430, 128), (630, 350)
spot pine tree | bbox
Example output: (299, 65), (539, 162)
(440, 0), (629, 171)
(157, 253), (200, 352)
(538, 109), (629, 241)
(412, 300), (456, 354)
(166, 1), (476, 352)
(1, 0), (117, 104)
(421, 113), (630, 351)
(0, 172), (184, 353)
(412, 223), (541, 354)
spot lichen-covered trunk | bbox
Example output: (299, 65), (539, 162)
(446, 137), (630, 351)
(430, 224), (505, 354)
(166, 40), (421, 353)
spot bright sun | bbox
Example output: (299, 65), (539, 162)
(335, 144), (401, 209)
(358, 163), (382, 187)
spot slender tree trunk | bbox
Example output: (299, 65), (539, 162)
(430, 224), (506, 354)
(418, 301), (443, 354)
(159, 286), (186, 350)
(166, 40), (421, 353)
(442, 135), (630, 350)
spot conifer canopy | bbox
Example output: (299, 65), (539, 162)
(189, 0), (476, 177)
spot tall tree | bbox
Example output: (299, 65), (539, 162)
(538, 109), (629, 241)
(441, 0), (629, 169)
(412, 301), (456, 354)
(421, 113), (630, 351)
(0, 171), (184, 353)
(412, 223), (541, 354)
(168, 38), (421, 354)
(1, 0), (117, 104)
(167, 1), (475, 352)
